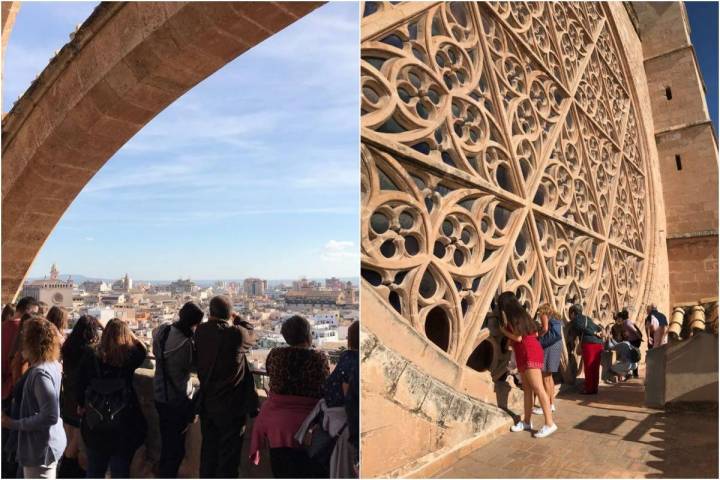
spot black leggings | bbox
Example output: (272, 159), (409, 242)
(269, 447), (327, 479)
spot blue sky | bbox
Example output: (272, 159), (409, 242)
(686, 1), (719, 133)
(4, 2), (360, 281)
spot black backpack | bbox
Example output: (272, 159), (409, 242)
(81, 356), (132, 450)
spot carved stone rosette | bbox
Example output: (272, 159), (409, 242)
(361, 1), (653, 384)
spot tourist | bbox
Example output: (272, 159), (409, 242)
(533, 304), (562, 415)
(46, 306), (69, 343)
(619, 309), (643, 378)
(1, 297), (38, 478)
(2, 304), (15, 323)
(2, 298), (39, 401)
(569, 304), (604, 394)
(77, 318), (148, 478)
(606, 335), (640, 382)
(194, 295), (258, 478)
(57, 315), (103, 479)
(322, 320), (359, 477)
(152, 301), (204, 478)
(250, 315), (329, 478)
(496, 292), (556, 438)
(1, 318), (67, 479)
(645, 304), (667, 348)
(37, 302), (48, 316)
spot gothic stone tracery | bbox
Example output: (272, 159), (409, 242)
(361, 1), (652, 378)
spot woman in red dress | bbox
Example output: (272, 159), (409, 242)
(497, 292), (557, 438)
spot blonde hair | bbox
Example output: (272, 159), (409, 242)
(22, 318), (61, 364)
(537, 303), (559, 320)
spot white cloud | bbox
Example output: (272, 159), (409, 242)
(321, 240), (358, 262)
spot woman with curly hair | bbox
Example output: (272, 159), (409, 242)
(496, 292), (557, 438)
(1, 318), (67, 478)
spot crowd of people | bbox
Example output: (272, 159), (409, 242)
(0, 295), (359, 479)
(495, 291), (669, 440)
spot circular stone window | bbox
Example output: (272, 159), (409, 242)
(361, 2), (652, 371)
(52, 292), (64, 305)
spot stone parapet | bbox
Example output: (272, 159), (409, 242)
(126, 369), (272, 478)
(361, 327), (520, 478)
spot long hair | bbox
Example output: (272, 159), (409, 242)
(46, 306), (69, 333)
(22, 318), (61, 364)
(62, 315), (102, 364)
(98, 318), (135, 367)
(2, 304), (15, 323)
(497, 291), (537, 336)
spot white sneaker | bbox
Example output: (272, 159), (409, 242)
(532, 404), (556, 415)
(510, 420), (532, 432)
(534, 423), (558, 438)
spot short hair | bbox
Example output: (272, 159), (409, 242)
(347, 321), (359, 350)
(37, 301), (48, 315)
(22, 318), (61, 364)
(46, 306), (69, 333)
(281, 315), (312, 347)
(15, 297), (39, 315)
(616, 309), (629, 321)
(209, 295), (232, 320)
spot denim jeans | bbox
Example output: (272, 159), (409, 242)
(85, 446), (136, 479)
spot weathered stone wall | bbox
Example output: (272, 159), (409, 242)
(633, 1), (719, 306)
(361, 284), (522, 477)
(645, 332), (719, 407)
(666, 236), (719, 304)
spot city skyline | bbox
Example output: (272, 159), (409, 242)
(5, 2), (359, 280)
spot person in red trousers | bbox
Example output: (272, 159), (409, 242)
(569, 304), (604, 394)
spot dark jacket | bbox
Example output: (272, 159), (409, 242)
(194, 319), (256, 417)
(76, 343), (148, 452)
(572, 314), (604, 345)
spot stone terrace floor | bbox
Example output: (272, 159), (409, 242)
(435, 376), (718, 478)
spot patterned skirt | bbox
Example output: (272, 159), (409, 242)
(543, 339), (563, 373)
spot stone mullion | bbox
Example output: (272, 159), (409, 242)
(465, 2), (528, 202)
(524, 16), (606, 213)
(605, 236), (645, 260)
(525, 209), (561, 315)
(544, 0), (573, 88)
(361, 1), (441, 41)
(600, 95), (632, 241)
(584, 240), (609, 317)
(531, 204), (606, 245)
(362, 130), (527, 209)
(455, 207), (530, 364)
(479, 3), (571, 99)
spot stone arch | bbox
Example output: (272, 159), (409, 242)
(1, 1), (324, 302)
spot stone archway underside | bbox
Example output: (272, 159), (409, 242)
(1, 1), (324, 303)
(361, 2), (655, 381)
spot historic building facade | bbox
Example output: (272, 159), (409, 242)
(360, 1), (714, 476)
